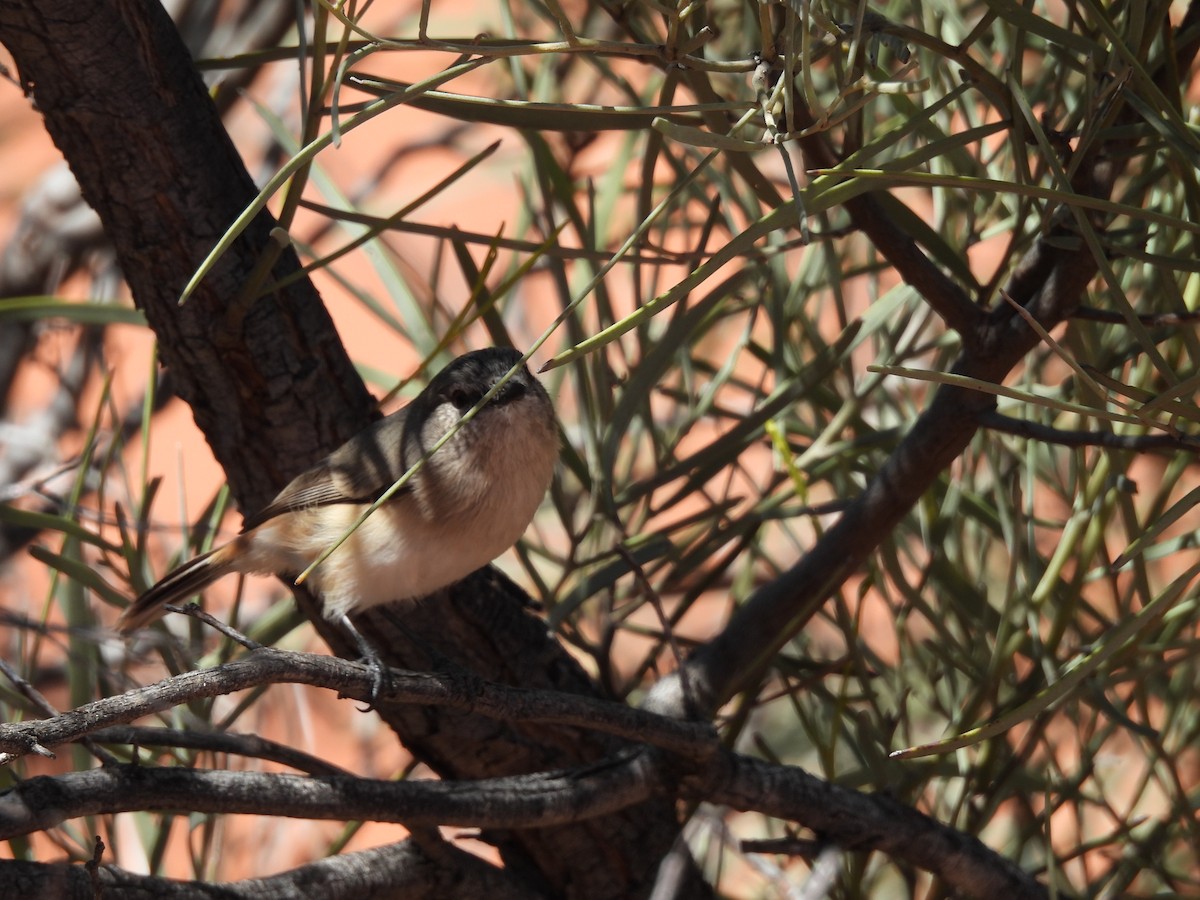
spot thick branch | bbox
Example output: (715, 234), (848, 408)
(0, 756), (658, 837)
(0, 747), (1044, 899)
(0, 647), (718, 764)
(0, 640), (1044, 896)
(687, 754), (1045, 900)
(789, 100), (983, 337)
(0, 839), (541, 900)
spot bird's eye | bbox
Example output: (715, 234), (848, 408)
(447, 385), (479, 410)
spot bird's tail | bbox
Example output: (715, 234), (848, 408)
(117, 543), (239, 633)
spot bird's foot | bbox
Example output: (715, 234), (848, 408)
(339, 613), (390, 711)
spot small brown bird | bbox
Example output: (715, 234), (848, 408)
(119, 348), (558, 635)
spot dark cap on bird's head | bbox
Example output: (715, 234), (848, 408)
(424, 347), (537, 411)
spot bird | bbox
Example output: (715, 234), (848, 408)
(118, 348), (558, 645)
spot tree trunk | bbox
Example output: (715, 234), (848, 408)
(0, 1), (693, 895)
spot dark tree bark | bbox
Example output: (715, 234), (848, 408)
(0, 1), (692, 896)
(0, 2), (376, 504)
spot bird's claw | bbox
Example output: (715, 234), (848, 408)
(339, 614), (390, 711)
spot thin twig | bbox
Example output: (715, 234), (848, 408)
(91, 725), (353, 776)
(1072, 305), (1200, 326)
(980, 411), (1199, 452)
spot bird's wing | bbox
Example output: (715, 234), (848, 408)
(240, 411), (412, 531)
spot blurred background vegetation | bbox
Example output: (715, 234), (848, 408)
(2, 0), (1199, 895)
